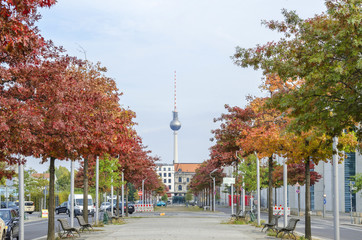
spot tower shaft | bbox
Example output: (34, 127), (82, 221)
(173, 131), (178, 164)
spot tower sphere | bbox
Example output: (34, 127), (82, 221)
(170, 111), (181, 131)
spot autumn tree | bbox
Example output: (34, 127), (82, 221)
(232, 0), (361, 141)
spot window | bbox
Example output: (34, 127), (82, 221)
(168, 168), (171, 171)
(163, 173), (166, 177)
(159, 167), (161, 171)
(178, 177), (182, 182)
(159, 173), (162, 177)
(163, 179), (166, 183)
(169, 185), (171, 190)
(168, 179), (171, 183)
(187, 178), (189, 182)
(168, 173), (171, 177)
(163, 168), (166, 171)
(178, 185), (182, 191)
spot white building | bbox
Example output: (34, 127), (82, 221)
(156, 163), (175, 197)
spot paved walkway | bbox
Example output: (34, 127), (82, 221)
(75, 211), (274, 240)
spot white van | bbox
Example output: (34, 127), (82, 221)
(67, 194), (95, 217)
(24, 201), (35, 214)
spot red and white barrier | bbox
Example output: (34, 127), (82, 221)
(273, 205), (290, 216)
(134, 204), (154, 212)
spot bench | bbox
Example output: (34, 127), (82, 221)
(276, 218), (300, 240)
(261, 213), (281, 232)
(57, 218), (80, 238)
(106, 211), (120, 223)
(76, 215), (93, 233)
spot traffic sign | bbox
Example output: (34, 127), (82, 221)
(324, 199), (326, 205)
(223, 177), (235, 185)
(138, 191), (142, 196)
(296, 189), (300, 194)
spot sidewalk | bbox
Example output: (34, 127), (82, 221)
(66, 213), (275, 240)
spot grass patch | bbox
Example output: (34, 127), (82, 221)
(267, 231), (311, 240)
(112, 218), (126, 225)
(93, 222), (104, 227)
(222, 218), (248, 225)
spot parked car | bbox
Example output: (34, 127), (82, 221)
(0, 209), (19, 240)
(24, 201), (35, 214)
(99, 202), (110, 212)
(67, 194), (95, 217)
(106, 202), (135, 214)
(0, 217), (5, 240)
(55, 202), (68, 214)
(0, 202), (19, 214)
(156, 201), (166, 207)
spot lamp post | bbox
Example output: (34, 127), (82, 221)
(121, 171), (124, 217)
(142, 177), (147, 211)
(283, 156), (288, 227)
(95, 157), (99, 224)
(210, 169), (217, 212)
(332, 136), (340, 240)
(323, 194), (326, 218)
(255, 152), (261, 226)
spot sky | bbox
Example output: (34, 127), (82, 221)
(26, 0), (327, 172)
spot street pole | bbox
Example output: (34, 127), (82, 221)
(142, 178), (147, 212)
(213, 177), (216, 212)
(111, 181), (114, 216)
(332, 136), (340, 240)
(242, 182), (245, 214)
(70, 160), (75, 227)
(350, 188), (352, 224)
(231, 184), (234, 215)
(256, 153), (260, 225)
(18, 164), (24, 240)
(121, 171), (124, 217)
(323, 161), (326, 218)
(95, 157), (99, 224)
(283, 157), (288, 227)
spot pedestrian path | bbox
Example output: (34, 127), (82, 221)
(76, 215), (275, 240)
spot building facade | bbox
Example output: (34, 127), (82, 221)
(156, 163), (175, 196)
(257, 151), (362, 214)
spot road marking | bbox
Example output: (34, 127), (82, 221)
(24, 221), (47, 226)
(31, 235), (47, 240)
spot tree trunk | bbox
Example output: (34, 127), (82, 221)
(116, 188), (120, 216)
(305, 157), (311, 239)
(47, 157), (55, 240)
(268, 156), (274, 222)
(83, 158), (89, 223)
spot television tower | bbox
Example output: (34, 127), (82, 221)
(170, 71), (181, 164)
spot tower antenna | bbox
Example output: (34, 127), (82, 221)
(174, 70), (177, 111)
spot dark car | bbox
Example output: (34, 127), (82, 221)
(0, 209), (19, 240)
(55, 202), (68, 214)
(1, 202), (19, 214)
(106, 203), (135, 214)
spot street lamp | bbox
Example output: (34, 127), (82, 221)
(142, 177), (147, 211)
(323, 194), (326, 218)
(210, 169), (218, 212)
